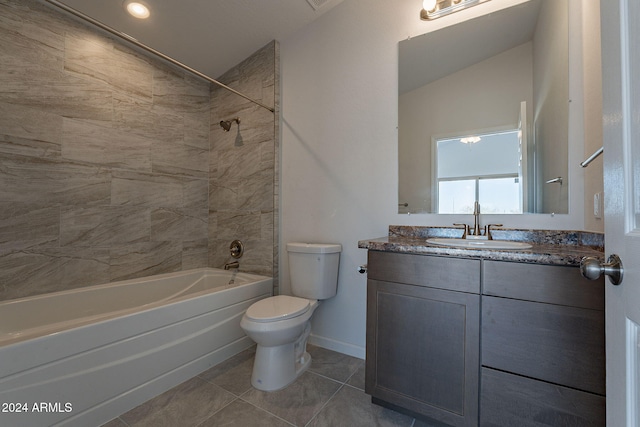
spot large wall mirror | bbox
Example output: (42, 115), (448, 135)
(398, 0), (568, 214)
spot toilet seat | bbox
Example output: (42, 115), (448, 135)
(245, 295), (311, 323)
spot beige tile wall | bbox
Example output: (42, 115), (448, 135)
(0, 0), (279, 300)
(209, 41), (279, 292)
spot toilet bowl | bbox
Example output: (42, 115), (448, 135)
(240, 295), (318, 391)
(240, 242), (341, 391)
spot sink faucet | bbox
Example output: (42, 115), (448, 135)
(453, 201), (485, 238)
(472, 201), (481, 236)
(453, 202), (503, 239)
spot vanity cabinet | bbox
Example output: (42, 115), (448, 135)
(480, 260), (605, 426)
(365, 251), (481, 426)
(365, 251), (605, 426)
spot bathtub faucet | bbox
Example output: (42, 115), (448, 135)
(224, 261), (239, 270)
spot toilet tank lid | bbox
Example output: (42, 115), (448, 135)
(286, 243), (342, 254)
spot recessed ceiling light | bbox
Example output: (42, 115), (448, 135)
(125, 1), (150, 19)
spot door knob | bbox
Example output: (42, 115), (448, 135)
(580, 254), (624, 285)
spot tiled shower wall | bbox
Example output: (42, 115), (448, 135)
(209, 42), (279, 291)
(0, 0), (279, 300)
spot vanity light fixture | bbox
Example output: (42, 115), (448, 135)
(460, 136), (481, 144)
(124, 1), (150, 19)
(420, 0), (491, 20)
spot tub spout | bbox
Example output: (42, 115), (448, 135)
(224, 261), (239, 270)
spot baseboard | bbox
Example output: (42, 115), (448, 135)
(308, 334), (365, 359)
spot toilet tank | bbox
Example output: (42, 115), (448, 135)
(287, 243), (341, 300)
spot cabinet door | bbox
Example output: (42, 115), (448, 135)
(480, 368), (605, 426)
(366, 279), (480, 427)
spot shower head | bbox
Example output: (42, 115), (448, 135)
(219, 120), (231, 132)
(219, 117), (240, 132)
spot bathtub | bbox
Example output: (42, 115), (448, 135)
(0, 268), (272, 427)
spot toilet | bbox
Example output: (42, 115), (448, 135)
(240, 242), (341, 391)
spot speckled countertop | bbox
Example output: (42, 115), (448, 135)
(358, 226), (605, 267)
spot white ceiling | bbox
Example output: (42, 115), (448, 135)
(52, 0), (344, 79)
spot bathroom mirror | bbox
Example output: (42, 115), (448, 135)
(398, 0), (569, 214)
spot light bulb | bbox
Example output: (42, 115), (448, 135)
(460, 136), (481, 144)
(125, 2), (150, 19)
(423, 0), (437, 11)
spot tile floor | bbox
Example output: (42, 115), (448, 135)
(101, 344), (441, 427)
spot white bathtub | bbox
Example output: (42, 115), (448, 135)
(0, 268), (272, 427)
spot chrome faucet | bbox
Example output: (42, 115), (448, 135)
(224, 261), (239, 270)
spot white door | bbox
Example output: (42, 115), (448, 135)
(601, 0), (640, 425)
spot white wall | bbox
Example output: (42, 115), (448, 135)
(280, 0), (594, 358)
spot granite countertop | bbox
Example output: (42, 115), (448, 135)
(358, 226), (605, 267)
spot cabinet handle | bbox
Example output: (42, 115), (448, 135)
(358, 264), (367, 274)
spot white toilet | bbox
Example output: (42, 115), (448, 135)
(240, 242), (341, 391)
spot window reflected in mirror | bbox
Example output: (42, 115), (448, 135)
(436, 130), (523, 214)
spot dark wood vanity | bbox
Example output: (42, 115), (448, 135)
(360, 228), (606, 427)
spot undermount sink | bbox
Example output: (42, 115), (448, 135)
(426, 238), (532, 250)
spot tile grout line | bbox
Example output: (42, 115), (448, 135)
(193, 394), (241, 427)
(303, 383), (346, 427)
(306, 365), (361, 388)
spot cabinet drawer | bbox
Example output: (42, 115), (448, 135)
(482, 260), (604, 309)
(368, 251), (480, 293)
(482, 296), (605, 395)
(480, 368), (605, 426)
